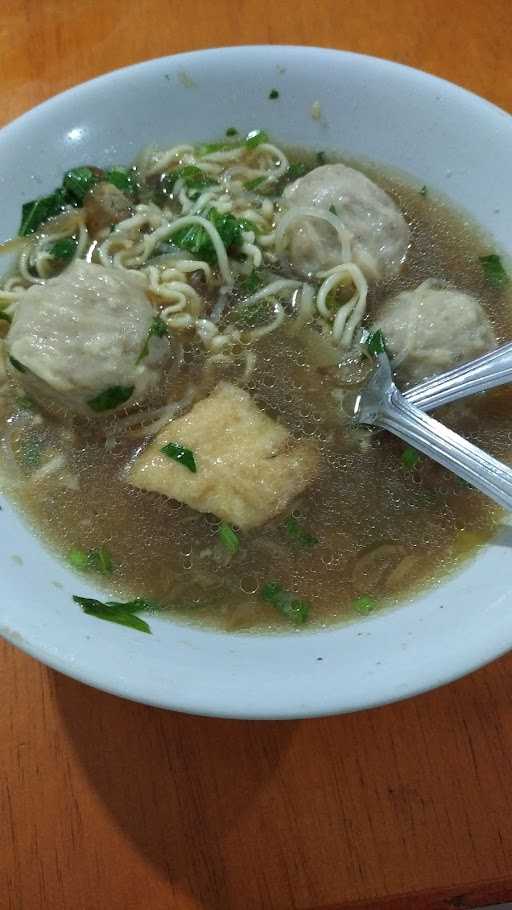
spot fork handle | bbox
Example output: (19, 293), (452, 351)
(378, 388), (512, 510)
(403, 342), (512, 412)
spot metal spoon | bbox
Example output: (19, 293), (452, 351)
(350, 351), (512, 511)
(403, 341), (512, 412)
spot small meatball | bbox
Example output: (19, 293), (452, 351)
(6, 261), (169, 415)
(280, 163), (410, 280)
(129, 381), (320, 530)
(84, 181), (132, 237)
(372, 280), (496, 383)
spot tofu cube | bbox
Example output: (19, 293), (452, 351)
(128, 381), (320, 529)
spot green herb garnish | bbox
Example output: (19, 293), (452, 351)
(366, 329), (387, 356)
(67, 548), (90, 570)
(329, 204), (337, 215)
(225, 127), (238, 137)
(274, 161), (308, 193)
(238, 270), (263, 294)
(63, 166), (98, 203)
(197, 141), (239, 156)
(9, 356), (27, 373)
(136, 315), (168, 365)
(269, 89), (279, 100)
(16, 395), (35, 410)
(353, 594), (377, 615)
(209, 209), (244, 247)
(245, 129), (269, 149)
(401, 447), (421, 469)
(73, 595), (152, 634)
(261, 581), (310, 625)
(19, 189), (69, 236)
(218, 522), (240, 555)
(285, 516), (318, 547)
(68, 545), (113, 575)
(480, 254), (509, 289)
(49, 236), (78, 263)
(244, 176), (266, 192)
(420, 184), (428, 197)
(87, 385), (134, 413)
(21, 438), (42, 467)
(105, 166), (137, 195)
(160, 441), (197, 473)
(161, 164), (216, 197)
(0, 311), (12, 324)
(316, 151), (326, 165)
(171, 208), (245, 263)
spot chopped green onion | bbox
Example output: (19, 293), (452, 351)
(160, 441), (197, 473)
(316, 151), (326, 165)
(73, 595), (152, 633)
(245, 129), (269, 149)
(366, 329), (387, 356)
(218, 522), (240, 555)
(329, 204), (337, 215)
(261, 581), (310, 625)
(0, 311), (12, 324)
(105, 166), (137, 195)
(63, 166), (98, 203)
(269, 89), (279, 99)
(238, 270), (263, 294)
(480, 254), (509, 289)
(9, 356), (27, 373)
(21, 438), (42, 467)
(287, 162), (308, 181)
(19, 189), (69, 236)
(93, 545), (113, 575)
(170, 223), (213, 260)
(244, 176), (266, 192)
(171, 208), (245, 263)
(420, 184), (428, 197)
(274, 161), (309, 193)
(285, 516), (318, 547)
(87, 385), (134, 413)
(49, 236), (78, 263)
(209, 209), (244, 247)
(233, 298), (275, 328)
(353, 594), (377, 615)
(238, 218), (259, 235)
(16, 395), (35, 410)
(197, 140), (241, 156)
(401, 446), (421, 469)
(67, 545), (113, 575)
(68, 548), (90, 570)
(225, 127), (238, 137)
(136, 315), (168, 365)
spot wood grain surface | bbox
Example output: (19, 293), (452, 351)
(2, 2), (512, 908)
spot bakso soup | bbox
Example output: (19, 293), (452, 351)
(0, 131), (509, 632)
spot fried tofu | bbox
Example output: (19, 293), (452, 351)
(128, 381), (320, 529)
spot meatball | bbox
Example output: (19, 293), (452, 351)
(280, 163), (410, 280)
(372, 280), (496, 383)
(84, 182), (132, 238)
(6, 261), (169, 415)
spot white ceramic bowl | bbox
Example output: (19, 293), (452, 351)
(1, 46), (512, 719)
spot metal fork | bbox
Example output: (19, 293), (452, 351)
(350, 349), (512, 511)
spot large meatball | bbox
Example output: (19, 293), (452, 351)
(372, 280), (496, 383)
(280, 163), (410, 280)
(6, 261), (169, 415)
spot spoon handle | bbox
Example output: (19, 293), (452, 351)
(403, 342), (512, 411)
(378, 388), (512, 511)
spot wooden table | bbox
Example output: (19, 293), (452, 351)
(2, 2), (512, 908)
